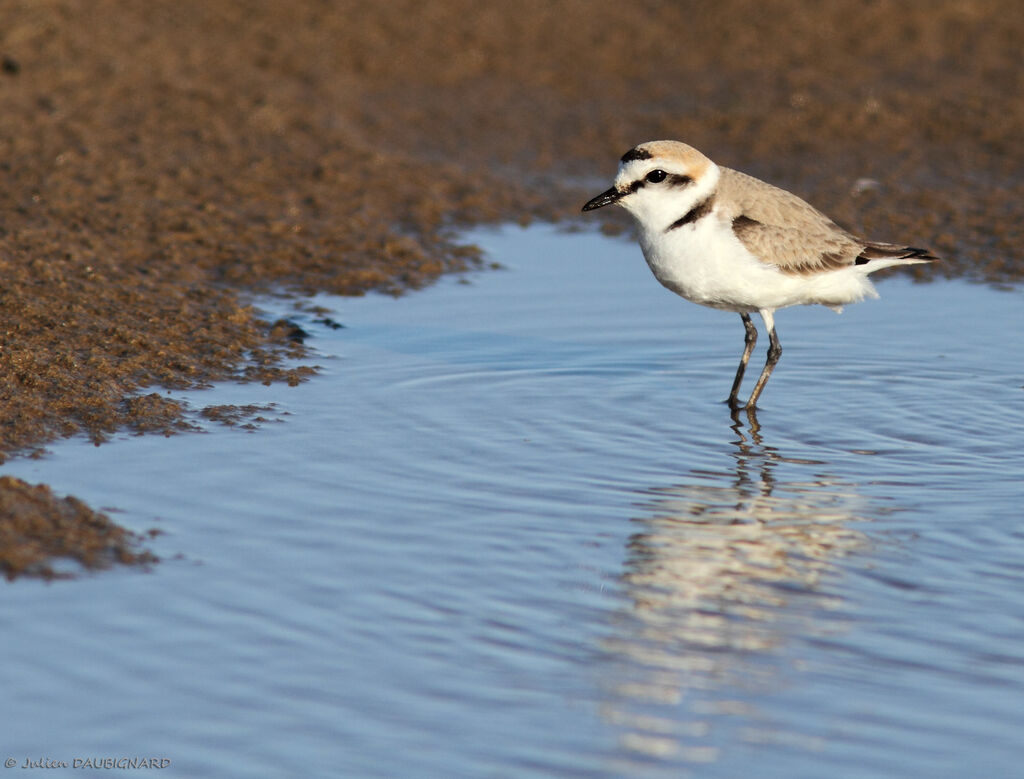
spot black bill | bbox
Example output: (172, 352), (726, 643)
(581, 186), (622, 212)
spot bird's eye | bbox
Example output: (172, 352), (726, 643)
(645, 169), (667, 184)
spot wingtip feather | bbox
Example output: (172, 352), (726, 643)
(855, 243), (940, 265)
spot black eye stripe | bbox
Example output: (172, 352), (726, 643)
(623, 172), (694, 195)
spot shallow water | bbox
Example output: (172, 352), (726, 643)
(2, 225), (1023, 778)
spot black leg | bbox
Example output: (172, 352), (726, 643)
(745, 322), (781, 410)
(727, 313), (758, 409)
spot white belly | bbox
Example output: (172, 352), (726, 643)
(637, 221), (876, 313)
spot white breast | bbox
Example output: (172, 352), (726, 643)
(638, 215), (773, 312)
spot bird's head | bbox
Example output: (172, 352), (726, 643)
(582, 140), (719, 231)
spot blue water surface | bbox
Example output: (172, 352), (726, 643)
(1, 225), (1022, 778)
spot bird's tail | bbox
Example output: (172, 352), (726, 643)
(855, 241), (939, 267)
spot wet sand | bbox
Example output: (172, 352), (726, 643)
(1, 0), (1021, 577)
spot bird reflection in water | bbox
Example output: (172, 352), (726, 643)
(600, 408), (874, 766)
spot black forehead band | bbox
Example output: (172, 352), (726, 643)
(620, 147), (653, 163)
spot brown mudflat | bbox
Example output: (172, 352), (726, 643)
(1, 0), (1020, 577)
(0, 475), (157, 580)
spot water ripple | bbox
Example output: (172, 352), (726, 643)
(1, 225), (1022, 778)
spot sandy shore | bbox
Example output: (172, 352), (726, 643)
(1, 0), (1020, 577)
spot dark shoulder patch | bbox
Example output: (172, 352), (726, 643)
(620, 147), (653, 163)
(731, 214), (760, 238)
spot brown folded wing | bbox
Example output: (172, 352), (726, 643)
(717, 168), (865, 276)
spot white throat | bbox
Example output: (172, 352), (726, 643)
(618, 162), (720, 235)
